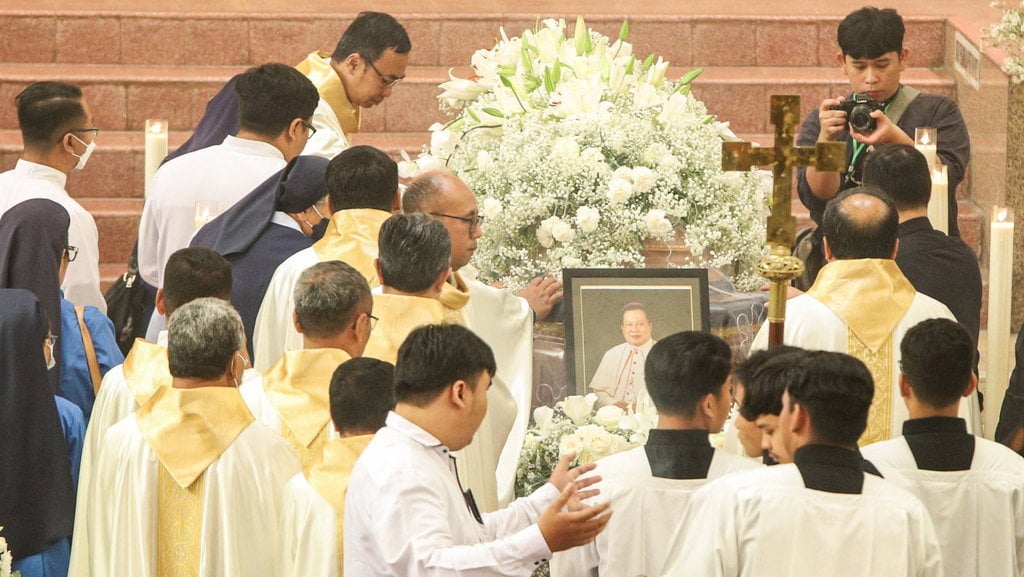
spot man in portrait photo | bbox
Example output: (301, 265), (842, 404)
(589, 302), (656, 409)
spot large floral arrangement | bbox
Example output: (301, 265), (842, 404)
(986, 2), (1024, 82)
(515, 393), (656, 498)
(0, 527), (19, 577)
(400, 17), (767, 291)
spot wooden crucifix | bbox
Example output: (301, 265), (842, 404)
(722, 95), (845, 347)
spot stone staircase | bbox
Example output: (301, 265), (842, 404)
(0, 10), (982, 288)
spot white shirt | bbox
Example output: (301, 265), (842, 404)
(302, 97), (350, 159)
(588, 340), (655, 407)
(863, 429), (1024, 577)
(345, 412), (557, 577)
(138, 135), (287, 288)
(252, 246), (319, 371)
(0, 159), (105, 311)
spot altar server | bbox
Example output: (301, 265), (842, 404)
(86, 298), (300, 577)
(863, 318), (1024, 577)
(661, 351), (942, 577)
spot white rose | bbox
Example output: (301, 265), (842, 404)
(575, 206), (601, 233)
(1, 550), (10, 577)
(522, 433), (540, 451)
(480, 197), (503, 220)
(551, 220), (576, 244)
(536, 224), (554, 248)
(585, 393), (599, 407)
(533, 405), (554, 435)
(581, 147), (606, 166)
(617, 413), (640, 431)
(613, 166), (634, 182)
(561, 395), (594, 425)
(476, 149), (495, 173)
(551, 137), (581, 159)
(593, 405), (625, 429)
(586, 427), (615, 460)
(632, 166), (657, 193)
(646, 209), (674, 237)
(607, 177), (634, 204)
(559, 432), (584, 460)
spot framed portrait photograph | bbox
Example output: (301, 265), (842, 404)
(563, 268), (711, 402)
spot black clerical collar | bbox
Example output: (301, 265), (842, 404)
(898, 216), (934, 236)
(902, 416), (974, 471)
(644, 429), (714, 480)
(793, 444), (866, 494)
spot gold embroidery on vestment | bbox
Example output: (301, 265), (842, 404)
(157, 465), (205, 577)
(852, 332), (893, 445)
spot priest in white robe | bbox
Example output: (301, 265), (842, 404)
(661, 350), (943, 577)
(241, 260), (374, 471)
(862, 319), (1024, 577)
(345, 323), (610, 577)
(280, 357), (395, 577)
(0, 81), (105, 311)
(588, 303), (657, 408)
(551, 331), (759, 577)
(253, 145), (399, 371)
(69, 247), (234, 577)
(139, 63), (319, 338)
(363, 213), (516, 512)
(86, 298), (300, 577)
(403, 170), (561, 506)
(752, 188), (974, 444)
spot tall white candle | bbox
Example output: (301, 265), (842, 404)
(927, 164), (949, 234)
(144, 119), (169, 197)
(915, 127), (938, 169)
(987, 206), (1015, 431)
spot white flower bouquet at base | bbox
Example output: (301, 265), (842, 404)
(986, 2), (1024, 82)
(515, 393), (656, 498)
(401, 17), (767, 291)
(0, 527), (20, 577)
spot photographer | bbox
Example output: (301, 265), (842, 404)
(794, 7), (970, 287)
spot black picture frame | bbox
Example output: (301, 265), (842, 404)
(563, 268), (711, 396)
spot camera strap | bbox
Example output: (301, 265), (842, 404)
(847, 85), (921, 176)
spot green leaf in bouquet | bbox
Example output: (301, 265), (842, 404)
(544, 67), (555, 93)
(482, 107), (505, 118)
(497, 64), (517, 77)
(553, 59), (562, 85)
(678, 67), (704, 87)
(466, 107), (480, 123)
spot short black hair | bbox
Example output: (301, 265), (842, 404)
(16, 82), (86, 150)
(162, 247), (233, 315)
(739, 351), (808, 422)
(787, 351), (874, 447)
(838, 7), (905, 60)
(329, 357), (395, 434)
(325, 145), (398, 212)
(235, 63), (319, 137)
(293, 260), (371, 339)
(644, 331), (731, 417)
(863, 145), (931, 211)
(621, 302), (648, 319)
(900, 318), (974, 408)
(378, 213), (451, 293)
(394, 324), (496, 406)
(733, 345), (802, 388)
(331, 12), (412, 63)
(822, 187), (899, 259)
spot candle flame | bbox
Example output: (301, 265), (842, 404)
(919, 132), (931, 146)
(997, 208), (1009, 223)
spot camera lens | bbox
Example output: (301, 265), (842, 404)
(849, 104), (876, 133)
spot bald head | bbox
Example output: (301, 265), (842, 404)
(402, 170), (482, 271)
(821, 187), (899, 260)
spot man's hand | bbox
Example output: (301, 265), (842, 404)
(537, 483), (612, 553)
(517, 277), (563, 321)
(850, 110), (914, 146)
(816, 97), (848, 143)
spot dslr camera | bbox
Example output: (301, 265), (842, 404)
(830, 93), (885, 134)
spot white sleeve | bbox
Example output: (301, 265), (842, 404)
(301, 100), (350, 160)
(63, 206), (106, 312)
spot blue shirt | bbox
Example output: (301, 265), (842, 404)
(59, 297), (125, 421)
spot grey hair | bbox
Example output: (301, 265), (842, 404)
(167, 297), (245, 380)
(378, 213), (451, 293)
(293, 260), (371, 338)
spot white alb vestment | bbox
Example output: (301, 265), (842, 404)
(138, 135), (286, 290)
(862, 420), (1024, 577)
(588, 339), (655, 408)
(751, 259), (977, 442)
(0, 159), (105, 311)
(345, 412), (558, 577)
(661, 445), (943, 577)
(551, 434), (759, 577)
(86, 387), (300, 577)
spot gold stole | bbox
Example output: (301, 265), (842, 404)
(137, 387), (255, 577)
(294, 51), (361, 135)
(264, 349), (350, 471)
(807, 259), (915, 445)
(123, 338), (172, 407)
(311, 209), (391, 285)
(365, 285), (469, 364)
(307, 435), (374, 577)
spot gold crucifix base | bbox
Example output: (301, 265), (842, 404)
(756, 243), (805, 346)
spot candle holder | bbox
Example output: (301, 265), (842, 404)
(144, 119), (169, 197)
(914, 127), (938, 168)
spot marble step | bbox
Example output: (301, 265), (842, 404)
(0, 11), (947, 70)
(0, 62), (955, 136)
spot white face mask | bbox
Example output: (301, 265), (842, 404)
(70, 134), (96, 170)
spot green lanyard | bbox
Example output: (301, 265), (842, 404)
(846, 88), (900, 174)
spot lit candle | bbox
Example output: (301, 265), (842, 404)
(144, 119), (169, 197)
(986, 206), (1014, 428)
(194, 200), (218, 231)
(927, 164), (949, 234)
(915, 127), (938, 169)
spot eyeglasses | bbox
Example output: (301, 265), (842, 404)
(368, 314), (379, 331)
(70, 127), (100, 138)
(65, 245), (78, 262)
(301, 119), (317, 138)
(46, 333), (58, 346)
(366, 59), (403, 88)
(431, 212), (484, 234)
